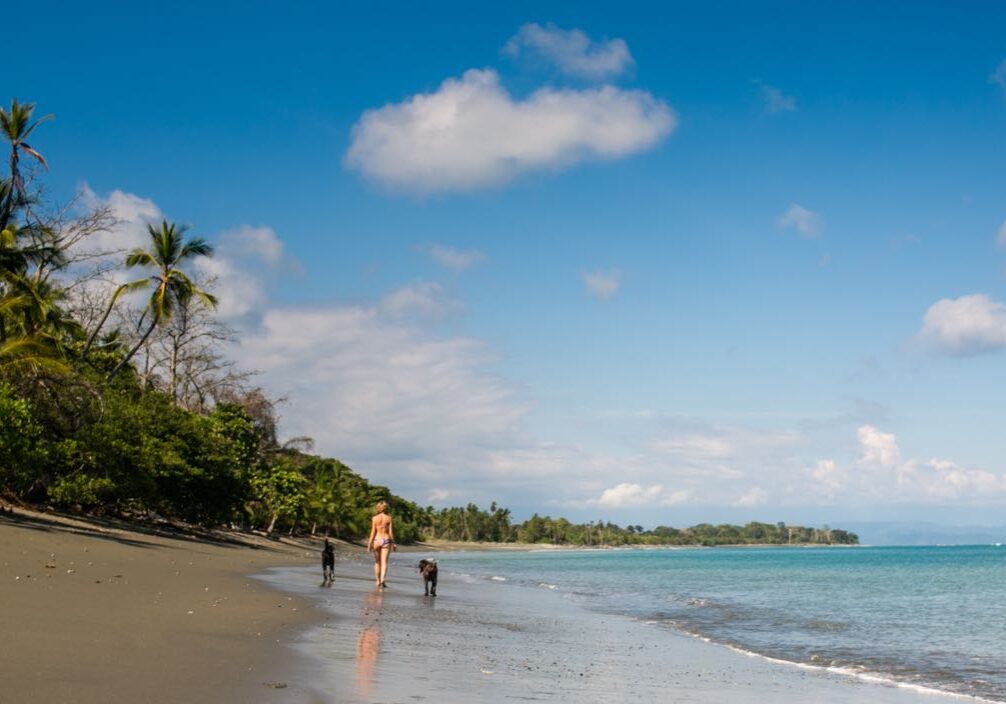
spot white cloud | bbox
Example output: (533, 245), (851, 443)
(857, 425), (901, 468)
(504, 23), (634, 80)
(904, 458), (1006, 500)
(917, 294), (1006, 356)
(582, 268), (622, 300)
(847, 426), (1006, 502)
(424, 244), (485, 272)
(220, 224), (287, 266)
(810, 459), (839, 488)
(345, 68), (675, 193)
(597, 483), (662, 507)
(759, 83), (797, 114)
(378, 281), (463, 320)
(777, 203), (822, 238)
(595, 483), (689, 508)
(733, 487), (769, 507)
(997, 220), (1006, 249)
(990, 59), (1006, 92)
(232, 289), (528, 481)
(74, 186), (163, 280)
(194, 225), (295, 320)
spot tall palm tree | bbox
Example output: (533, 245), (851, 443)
(0, 99), (52, 229)
(107, 220), (217, 379)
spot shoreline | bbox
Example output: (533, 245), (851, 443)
(260, 552), (999, 704)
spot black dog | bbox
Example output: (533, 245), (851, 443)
(321, 539), (335, 587)
(418, 559), (438, 597)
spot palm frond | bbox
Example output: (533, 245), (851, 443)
(180, 238), (214, 259)
(19, 143), (47, 169)
(125, 249), (157, 267)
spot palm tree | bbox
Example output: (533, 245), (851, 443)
(0, 99), (52, 229)
(0, 274), (74, 373)
(2, 272), (83, 343)
(81, 279), (149, 360)
(107, 220), (217, 379)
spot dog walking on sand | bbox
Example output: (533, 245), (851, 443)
(321, 538), (335, 587)
(418, 559), (438, 597)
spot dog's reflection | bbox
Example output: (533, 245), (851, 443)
(355, 588), (384, 696)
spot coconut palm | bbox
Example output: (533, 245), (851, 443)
(107, 220), (217, 379)
(2, 272), (83, 344)
(0, 99), (52, 228)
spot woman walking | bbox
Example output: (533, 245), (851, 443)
(367, 500), (395, 588)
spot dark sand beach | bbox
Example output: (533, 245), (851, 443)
(3, 509), (993, 704)
(0, 507), (320, 703)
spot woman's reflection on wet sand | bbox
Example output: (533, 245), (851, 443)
(355, 588), (384, 697)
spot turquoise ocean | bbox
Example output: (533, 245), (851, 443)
(441, 546), (1006, 702)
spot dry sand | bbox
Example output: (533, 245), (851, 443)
(0, 507), (333, 704)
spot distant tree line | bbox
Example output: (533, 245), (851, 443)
(422, 509), (858, 546)
(0, 99), (858, 548)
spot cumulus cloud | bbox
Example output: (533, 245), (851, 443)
(594, 483), (689, 508)
(423, 244), (485, 272)
(345, 68), (675, 193)
(857, 425), (901, 468)
(776, 203), (822, 238)
(917, 294), (1006, 356)
(582, 268), (622, 300)
(504, 23), (634, 80)
(810, 459), (839, 489)
(195, 225), (295, 320)
(901, 458), (1006, 500)
(841, 426), (1006, 502)
(759, 83), (797, 113)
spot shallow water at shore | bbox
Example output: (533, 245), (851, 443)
(257, 549), (1002, 704)
(440, 546), (1006, 703)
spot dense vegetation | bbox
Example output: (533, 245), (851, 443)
(0, 99), (857, 548)
(424, 507), (857, 546)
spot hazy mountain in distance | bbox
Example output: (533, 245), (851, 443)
(844, 522), (1006, 546)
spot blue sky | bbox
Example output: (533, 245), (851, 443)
(14, 2), (1006, 526)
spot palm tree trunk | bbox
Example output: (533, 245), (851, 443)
(168, 337), (178, 403)
(82, 285), (124, 359)
(108, 318), (157, 379)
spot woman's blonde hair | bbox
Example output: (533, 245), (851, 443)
(374, 500), (389, 514)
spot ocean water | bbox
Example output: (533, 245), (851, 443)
(441, 545), (1006, 702)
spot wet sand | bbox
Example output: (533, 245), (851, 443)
(262, 554), (989, 704)
(0, 507), (327, 704)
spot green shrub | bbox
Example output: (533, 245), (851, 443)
(0, 383), (46, 496)
(48, 475), (115, 508)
